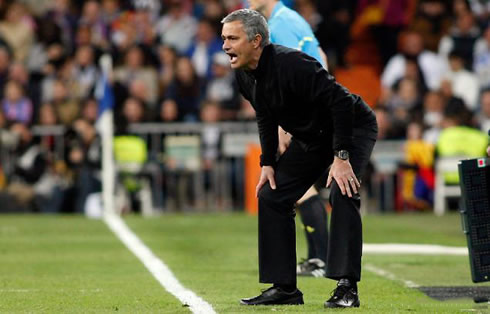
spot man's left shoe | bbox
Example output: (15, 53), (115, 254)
(240, 287), (304, 305)
(324, 284), (360, 308)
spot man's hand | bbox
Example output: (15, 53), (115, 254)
(278, 126), (292, 155)
(256, 165), (276, 197)
(326, 157), (360, 197)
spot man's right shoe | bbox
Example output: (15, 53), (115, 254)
(296, 258), (326, 277)
(324, 284), (360, 308)
(240, 287), (304, 305)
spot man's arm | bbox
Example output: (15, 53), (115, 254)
(256, 109), (279, 167)
(281, 51), (359, 196)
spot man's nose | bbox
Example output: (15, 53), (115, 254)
(222, 41), (229, 52)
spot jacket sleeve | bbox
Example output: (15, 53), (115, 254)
(256, 107), (278, 167)
(284, 52), (354, 152)
(235, 71), (278, 167)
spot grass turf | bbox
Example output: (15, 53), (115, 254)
(0, 212), (488, 313)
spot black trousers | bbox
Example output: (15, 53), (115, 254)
(257, 129), (376, 285)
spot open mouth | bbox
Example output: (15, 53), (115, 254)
(227, 53), (238, 64)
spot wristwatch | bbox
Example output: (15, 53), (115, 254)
(335, 150), (350, 160)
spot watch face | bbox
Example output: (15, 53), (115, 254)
(337, 150), (349, 160)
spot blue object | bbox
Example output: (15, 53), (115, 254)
(268, 1), (325, 68)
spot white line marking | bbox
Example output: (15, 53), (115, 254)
(363, 243), (468, 255)
(365, 264), (420, 288)
(103, 212), (216, 314)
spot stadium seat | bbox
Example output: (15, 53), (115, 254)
(434, 156), (463, 216)
(335, 65), (381, 108)
(114, 135), (154, 215)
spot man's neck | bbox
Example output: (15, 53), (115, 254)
(246, 47), (264, 71)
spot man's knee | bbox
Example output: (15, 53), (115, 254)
(258, 185), (276, 206)
(258, 185), (296, 214)
(329, 181), (361, 203)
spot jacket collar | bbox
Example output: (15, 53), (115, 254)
(250, 44), (272, 79)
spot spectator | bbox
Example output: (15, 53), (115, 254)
(354, 0), (417, 66)
(467, 0), (490, 28)
(165, 56), (202, 122)
(401, 121), (435, 210)
(381, 30), (445, 101)
(186, 17), (223, 80)
(0, 46), (11, 99)
(72, 45), (99, 100)
(0, 2), (34, 63)
(80, 97), (98, 124)
(65, 118), (101, 213)
(78, 0), (109, 50)
(50, 79), (79, 126)
(421, 90), (445, 144)
(385, 77), (423, 130)
(43, 0), (77, 51)
(452, 0), (472, 18)
(438, 11), (480, 70)
(409, 0), (452, 52)
(442, 50), (479, 111)
(374, 106), (405, 139)
(155, 0), (197, 54)
(114, 45), (158, 108)
(205, 52), (241, 120)
(122, 97), (147, 124)
(26, 19), (62, 75)
(200, 100), (222, 169)
(36, 103), (58, 153)
(157, 44), (178, 98)
(5, 123), (49, 212)
(200, 100), (222, 203)
(473, 22), (490, 89)
(101, 0), (123, 28)
(159, 99), (179, 122)
(314, 0), (355, 68)
(436, 97), (486, 185)
(1, 80), (33, 125)
(477, 88), (490, 132)
(37, 103), (58, 126)
(127, 6), (157, 46)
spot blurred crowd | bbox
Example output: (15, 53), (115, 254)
(0, 0), (488, 213)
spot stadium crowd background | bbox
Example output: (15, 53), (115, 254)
(0, 0), (489, 214)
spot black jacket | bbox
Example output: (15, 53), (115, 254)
(235, 44), (377, 167)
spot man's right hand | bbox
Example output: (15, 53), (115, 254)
(278, 126), (292, 155)
(256, 166), (276, 197)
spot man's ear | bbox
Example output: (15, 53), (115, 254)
(253, 34), (262, 49)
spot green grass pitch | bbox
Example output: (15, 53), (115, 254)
(1, 212), (489, 313)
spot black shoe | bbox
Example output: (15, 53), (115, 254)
(324, 284), (360, 308)
(240, 287), (304, 305)
(296, 258), (326, 277)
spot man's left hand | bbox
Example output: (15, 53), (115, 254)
(327, 157), (360, 197)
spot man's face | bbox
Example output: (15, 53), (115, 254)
(222, 21), (257, 70)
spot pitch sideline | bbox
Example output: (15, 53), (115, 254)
(365, 264), (420, 288)
(363, 243), (467, 255)
(103, 212), (216, 314)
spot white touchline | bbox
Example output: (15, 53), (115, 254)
(363, 243), (468, 255)
(365, 264), (420, 288)
(103, 212), (216, 314)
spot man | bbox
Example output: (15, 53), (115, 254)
(248, 0), (329, 278)
(221, 9), (377, 308)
